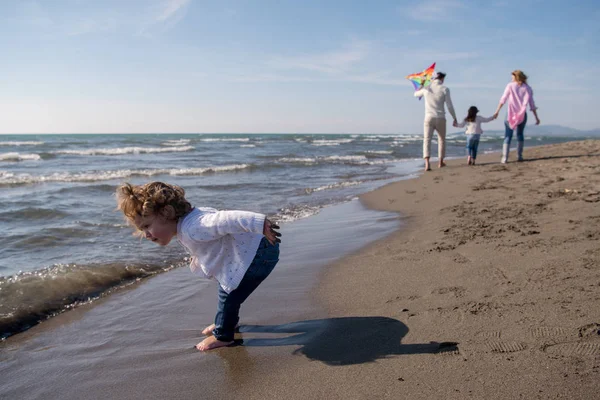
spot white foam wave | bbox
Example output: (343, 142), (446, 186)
(0, 164), (251, 186)
(311, 139), (354, 146)
(199, 138), (250, 142)
(52, 146), (194, 156)
(275, 155), (392, 165)
(0, 152), (42, 161)
(277, 157), (317, 164)
(0, 141), (44, 146)
(322, 155), (367, 162)
(366, 150), (393, 155)
(240, 144), (256, 148)
(304, 180), (362, 194)
(275, 205), (323, 223)
(162, 139), (191, 146)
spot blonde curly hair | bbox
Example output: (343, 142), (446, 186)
(116, 182), (192, 225)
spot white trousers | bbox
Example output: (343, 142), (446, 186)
(423, 117), (446, 159)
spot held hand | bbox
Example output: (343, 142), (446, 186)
(263, 219), (281, 245)
(452, 121), (458, 128)
(535, 118), (541, 125)
(493, 112), (499, 120)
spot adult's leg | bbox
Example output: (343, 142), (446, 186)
(516, 113), (528, 161)
(423, 117), (434, 171)
(502, 121), (514, 163)
(436, 118), (447, 167)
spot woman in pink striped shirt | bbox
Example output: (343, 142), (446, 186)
(493, 70), (541, 163)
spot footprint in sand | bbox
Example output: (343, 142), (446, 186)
(432, 286), (466, 298)
(452, 253), (470, 264)
(530, 326), (571, 340)
(541, 323), (600, 357)
(486, 341), (527, 353)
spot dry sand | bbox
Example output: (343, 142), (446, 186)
(308, 139), (600, 399)
(171, 140), (600, 400)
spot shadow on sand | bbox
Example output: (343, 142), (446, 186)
(235, 317), (457, 366)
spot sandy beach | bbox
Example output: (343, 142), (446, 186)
(2, 139), (599, 400)
(313, 139), (600, 399)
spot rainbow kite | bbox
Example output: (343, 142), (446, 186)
(406, 62), (436, 100)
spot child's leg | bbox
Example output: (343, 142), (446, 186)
(197, 239), (279, 351)
(466, 137), (471, 163)
(472, 135), (480, 163)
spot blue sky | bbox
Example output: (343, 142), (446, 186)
(0, 0), (598, 133)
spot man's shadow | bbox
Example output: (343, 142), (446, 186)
(235, 317), (457, 366)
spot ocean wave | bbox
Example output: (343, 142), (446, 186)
(0, 141), (44, 146)
(365, 150), (394, 155)
(0, 164), (252, 187)
(0, 207), (69, 223)
(162, 139), (191, 146)
(276, 157), (318, 164)
(310, 139), (354, 146)
(274, 204), (324, 223)
(199, 138), (250, 142)
(274, 155), (394, 166)
(0, 152), (42, 162)
(303, 180), (363, 194)
(52, 145), (194, 156)
(0, 260), (183, 339)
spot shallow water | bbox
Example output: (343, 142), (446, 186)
(0, 133), (585, 339)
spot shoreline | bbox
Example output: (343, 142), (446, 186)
(1, 139), (599, 399)
(312, 139), (600, 398)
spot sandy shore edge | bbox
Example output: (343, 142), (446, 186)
(311, 139), (600, 399)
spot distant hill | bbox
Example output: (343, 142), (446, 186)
(452, 125), (600, 137)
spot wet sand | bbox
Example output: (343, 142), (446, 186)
(2, 140), (600, 399)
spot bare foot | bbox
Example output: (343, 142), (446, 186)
(202, 324), (216, 336)
(438, 161), (446, 168)
(196, 336), (233, 351)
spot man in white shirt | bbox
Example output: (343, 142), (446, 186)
(414, 72), (458, 171)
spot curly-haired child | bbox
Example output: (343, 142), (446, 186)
(116, 181), (281, 351)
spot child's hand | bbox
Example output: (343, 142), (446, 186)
(263, 219), (281, 245)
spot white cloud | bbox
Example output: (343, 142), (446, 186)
(156, 0), (191, 22)
(137, 0), (192, 37)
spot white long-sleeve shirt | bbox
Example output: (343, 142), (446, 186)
(455, 115), (494, 134)
(177, 207), (266, 293)
(414, 80), (457, 121)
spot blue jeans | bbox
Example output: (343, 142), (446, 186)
(466, 134), (481, 159)
(504, 113), (527, 146)
(213, 238), (279, 342)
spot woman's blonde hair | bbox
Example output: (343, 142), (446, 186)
(116, 181), (192, 223)
(512, 70), (528, 84)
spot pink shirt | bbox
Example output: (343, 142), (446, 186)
(500, 82), (537, 129)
